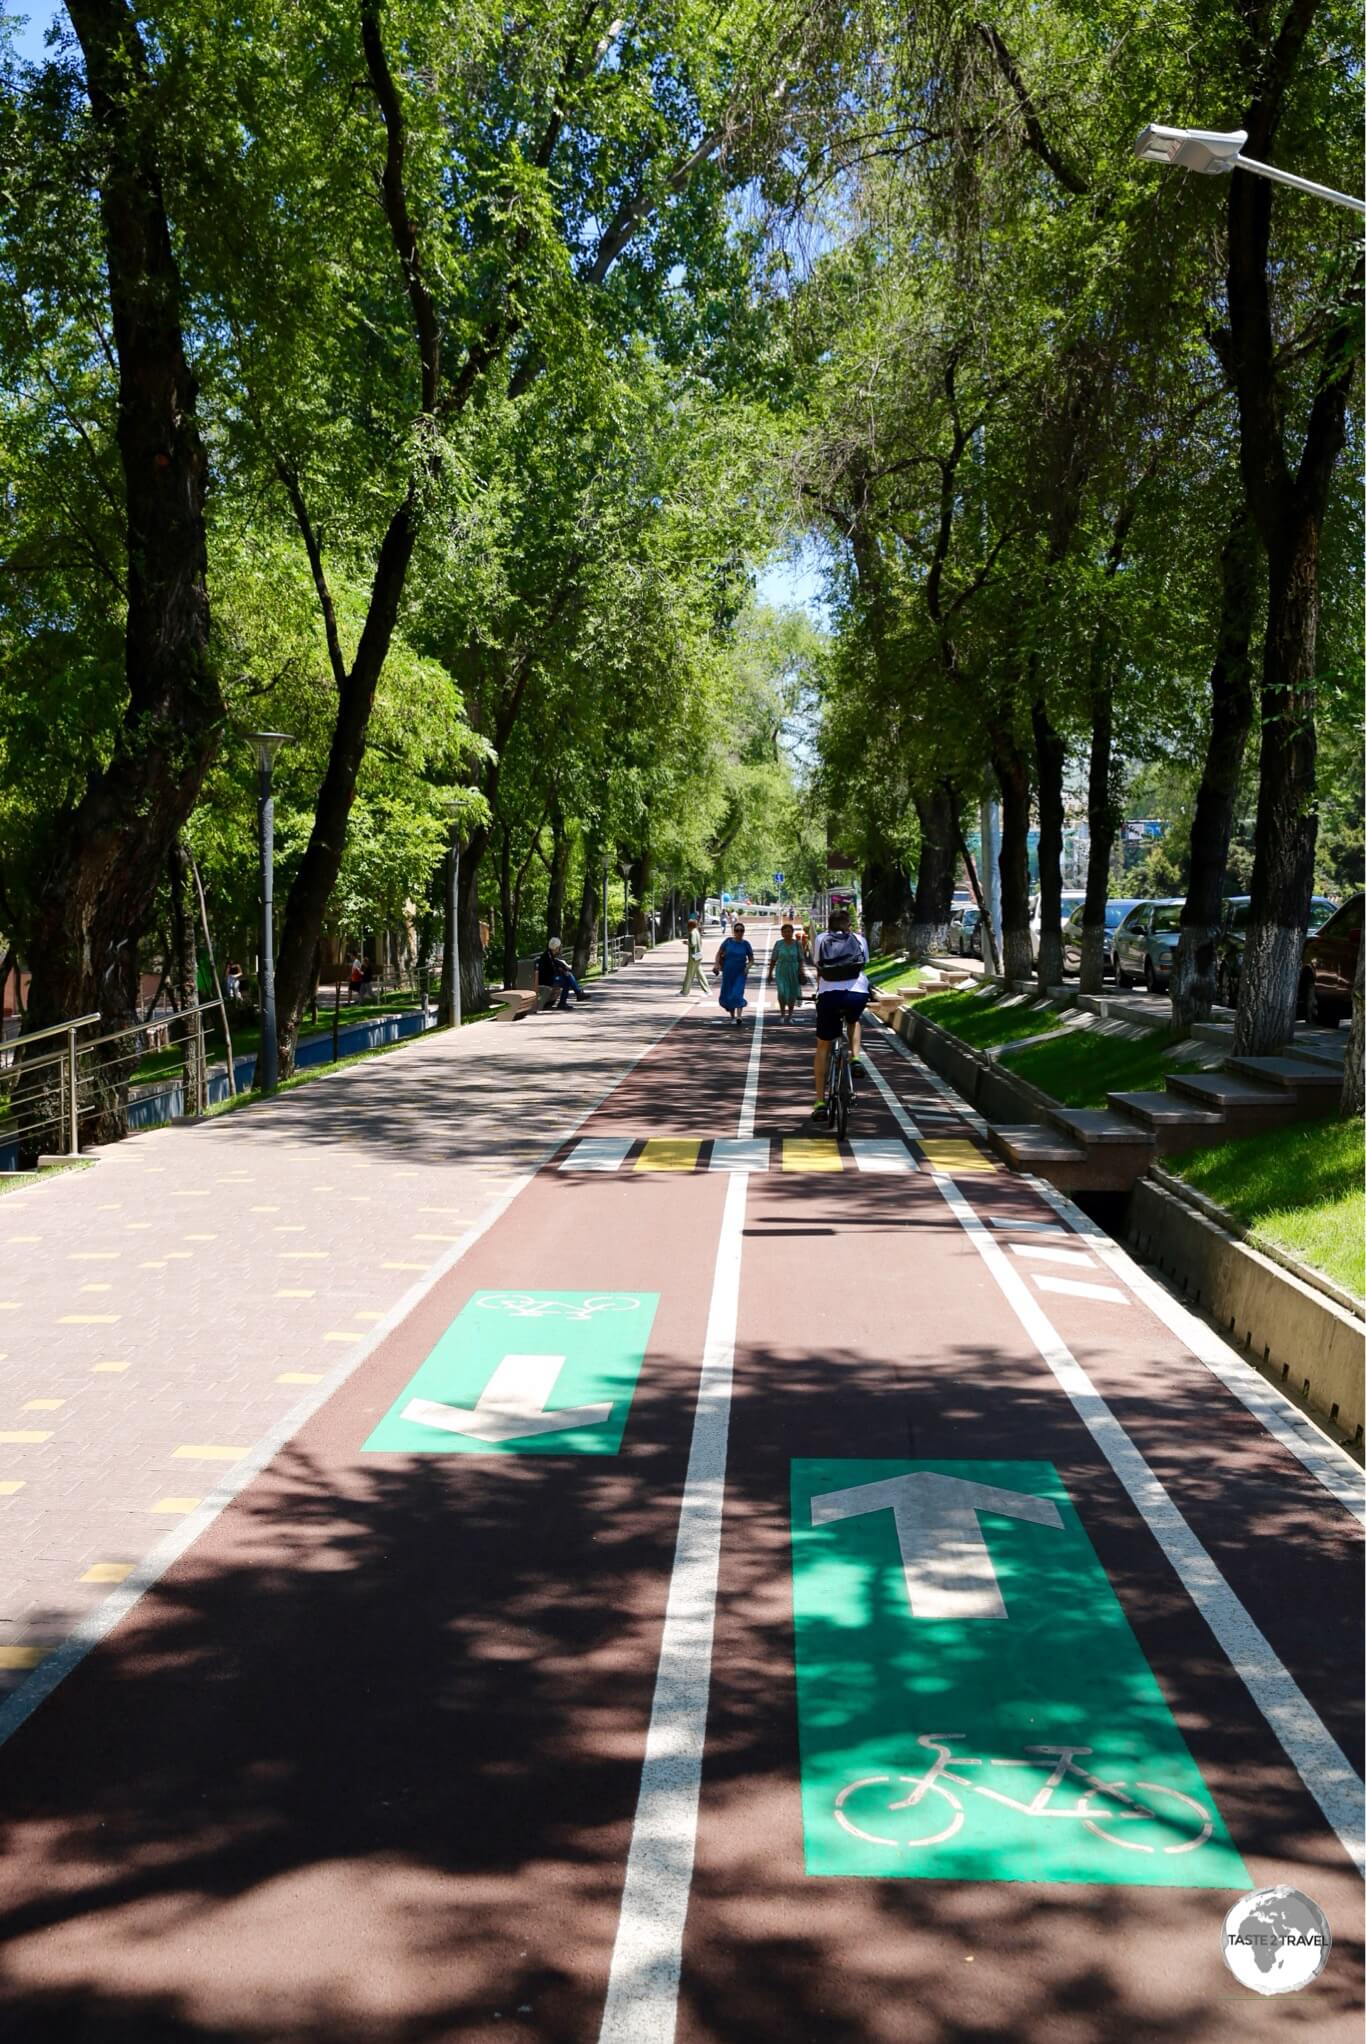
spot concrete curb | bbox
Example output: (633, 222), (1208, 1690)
(1128, 1175), (1364, 1444)
(1152, 1163), (1365, 1320)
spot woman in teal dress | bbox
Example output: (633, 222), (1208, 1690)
(714, 920), (754, 1026)
(769, 921), (806, 1022)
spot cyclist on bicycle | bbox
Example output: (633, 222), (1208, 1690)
(811, 907), (870, 1116)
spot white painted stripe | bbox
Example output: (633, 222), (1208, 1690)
(599, 1160), (750, 2040)
(856, 1050), (923, 1145)
(874, 1022), (993, 1138)
(930, 1167), (1366, 1881)
(561, 1136), (633, 1173)
(989, 1217), (1072, 1236)
(709, 1139), (770, 1174)
(1025, 1177), (1366, 1526)
(1033, 1274), (1129, 1304)
(0, 987), (692, 1756)
(1009, 1243), (1096, 1268)
(851, 1139), (916, 1174)
(736, 927), (771, 1142)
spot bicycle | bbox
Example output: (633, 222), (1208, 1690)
(824, 1013), (857, 1140)
(834, 1732), (1213, 1858)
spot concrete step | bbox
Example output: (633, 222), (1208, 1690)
(1226, 1054), (1342, 1110)
(1166, 1070), (1297, 1137)
(1277, 1026), (1348, 1071)
(986, 1120), (1151, 1194)
(988, 1124), (1088, 1169)
(1107, 1089), (1227, 1156)
(1047, 1107), (1159, 1151)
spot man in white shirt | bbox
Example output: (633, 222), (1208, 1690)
(811, 908), (870, 1114)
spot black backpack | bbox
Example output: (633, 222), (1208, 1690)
(818, 932), (864, 982)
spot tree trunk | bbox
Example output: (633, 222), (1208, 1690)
(546, 806), (569, 940)
(571, 861), (599, 980)
(1341, 940), (1364, 1118)
(994, 742), (1033, 981)
(861, 858), (913, 952)
(498, 826), (519, 989)
(458, 849), (488, 1014)
(18, 0), (220, 1155)
(907, 791), (956, 960)
(1079, 674), (1117, 994)
(167, 840), (203, 1113)
(627, 854), (651, 945)
(1233, 524), (1322, 1056)
(1172, 510), (1258, 1028)
(1031, 699), (1066, 989)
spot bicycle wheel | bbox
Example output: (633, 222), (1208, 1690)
(1078, 1779), (1213, 1855)
(835, 1774), (964, 1849)
(833, 1068), (849, 1140)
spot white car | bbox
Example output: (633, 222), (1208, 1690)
(1030, 891), (1086, 963)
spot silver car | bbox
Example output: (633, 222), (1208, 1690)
(1113, 898), (1184, 992)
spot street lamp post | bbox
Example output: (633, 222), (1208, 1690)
(247, 732), (293, 1094)
(601, 856), (609, 975)
(1134, 125), (1365, 213)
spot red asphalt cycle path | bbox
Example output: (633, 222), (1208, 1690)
(0, 934), (1360, 2043)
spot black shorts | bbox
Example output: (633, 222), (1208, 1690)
(815, 989), (869, 1041)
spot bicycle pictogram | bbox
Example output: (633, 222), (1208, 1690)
(834, 1733), (1213, 1856)
(473, 1292), (643, 1323)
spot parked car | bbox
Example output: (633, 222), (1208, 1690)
(1215, 894), (1338, 1008)
(1029, 890), (1086, 964)
(1298, 893), (1362, 1026)
(955, 906), (983, 958)
(1112, 898), (1184, 992)
(1060, 898), (1143, 979)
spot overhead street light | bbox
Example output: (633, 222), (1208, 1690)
(247, 731), (293, 1094)
(1134, 124), (1366, 214)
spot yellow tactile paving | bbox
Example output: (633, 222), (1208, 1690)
(635, 1139), (702, 1173)
(920, 1139), (997, 1174)
(81, 1562), (133, 1584)
(782, 1139), (842, 1172)
(172, 1444), (248, 1462)
(0, 1480), (26, 1496)
(278, 1372), (324, 1384)
(151, 1497), (200, 1513)
(0, 1646), (47, 1670)
(0, 1431), (52, 1444)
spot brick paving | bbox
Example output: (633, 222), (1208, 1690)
(0, 946), (695, 1689)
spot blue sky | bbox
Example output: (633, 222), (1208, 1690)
(3, 2), (62, 62)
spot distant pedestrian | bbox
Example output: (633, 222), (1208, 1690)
(769, 921), (806, 1022)
(225, 960), (242, 1000)
(715, 919), (754, 1026)
(680, 915), (710, 997)
(348, 955), (364, 1004)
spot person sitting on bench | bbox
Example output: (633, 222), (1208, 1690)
(536, 936), (589, 1009)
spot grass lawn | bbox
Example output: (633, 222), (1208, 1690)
(1001, 1025), (1205, 1108)
(916, 986), (1063, 1053)
(866, 952), (921, 989)
(1170, 1117), (1365, 1299)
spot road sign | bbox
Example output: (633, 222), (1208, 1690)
(774, 871), (784, 886)
(791, 1459), (1248, 1887)
(363, 1290), (658, 1455)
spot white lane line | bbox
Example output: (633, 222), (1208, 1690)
(0, 981), (693, 1756)
(1033, 1274), (1129, 1304)
(602, 949), (764, 2041)
(1026, 1177), (1366, 1526)
(561, 1136), (633, 1173)
(710, 1139), (770, 1174)
(874, 1022), (993, 1137)
(1009, 1243), (1097, 1268)
(858, 1050), (923, 1146)
(990, 1217), (1072, 1236)
(851, 1139), (917, 1174)
(930, 1166), (1366, 1881)
(736, 927), (771, 1142)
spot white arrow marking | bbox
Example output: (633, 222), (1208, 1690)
(402, 1354), (612, 1443)
(810, 1472), (1064, 1620)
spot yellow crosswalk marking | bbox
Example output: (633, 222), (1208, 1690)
(151, 1497), (201, 1513)
(172, 1444), (247, 1461)
(782, 1139), (841, 1172)
(635, 1139), (702, 1173)
(0, 1431), (51, 1444)
(0, 1480), (26, 1496)
(81, 1561), (133, 1584)
(920, 1139), (997, 1174)
(0, 1646), (47, 1669)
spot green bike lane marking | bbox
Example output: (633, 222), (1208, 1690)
(791, 1458), (1249, 1888)
(363, 1290), (658, 1454)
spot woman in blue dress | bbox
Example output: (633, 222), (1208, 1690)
(714, 919), (754, 1026)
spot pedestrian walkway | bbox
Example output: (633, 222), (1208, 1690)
(0, 927), (1360, 2044)
(0, 958), (682, 1693)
